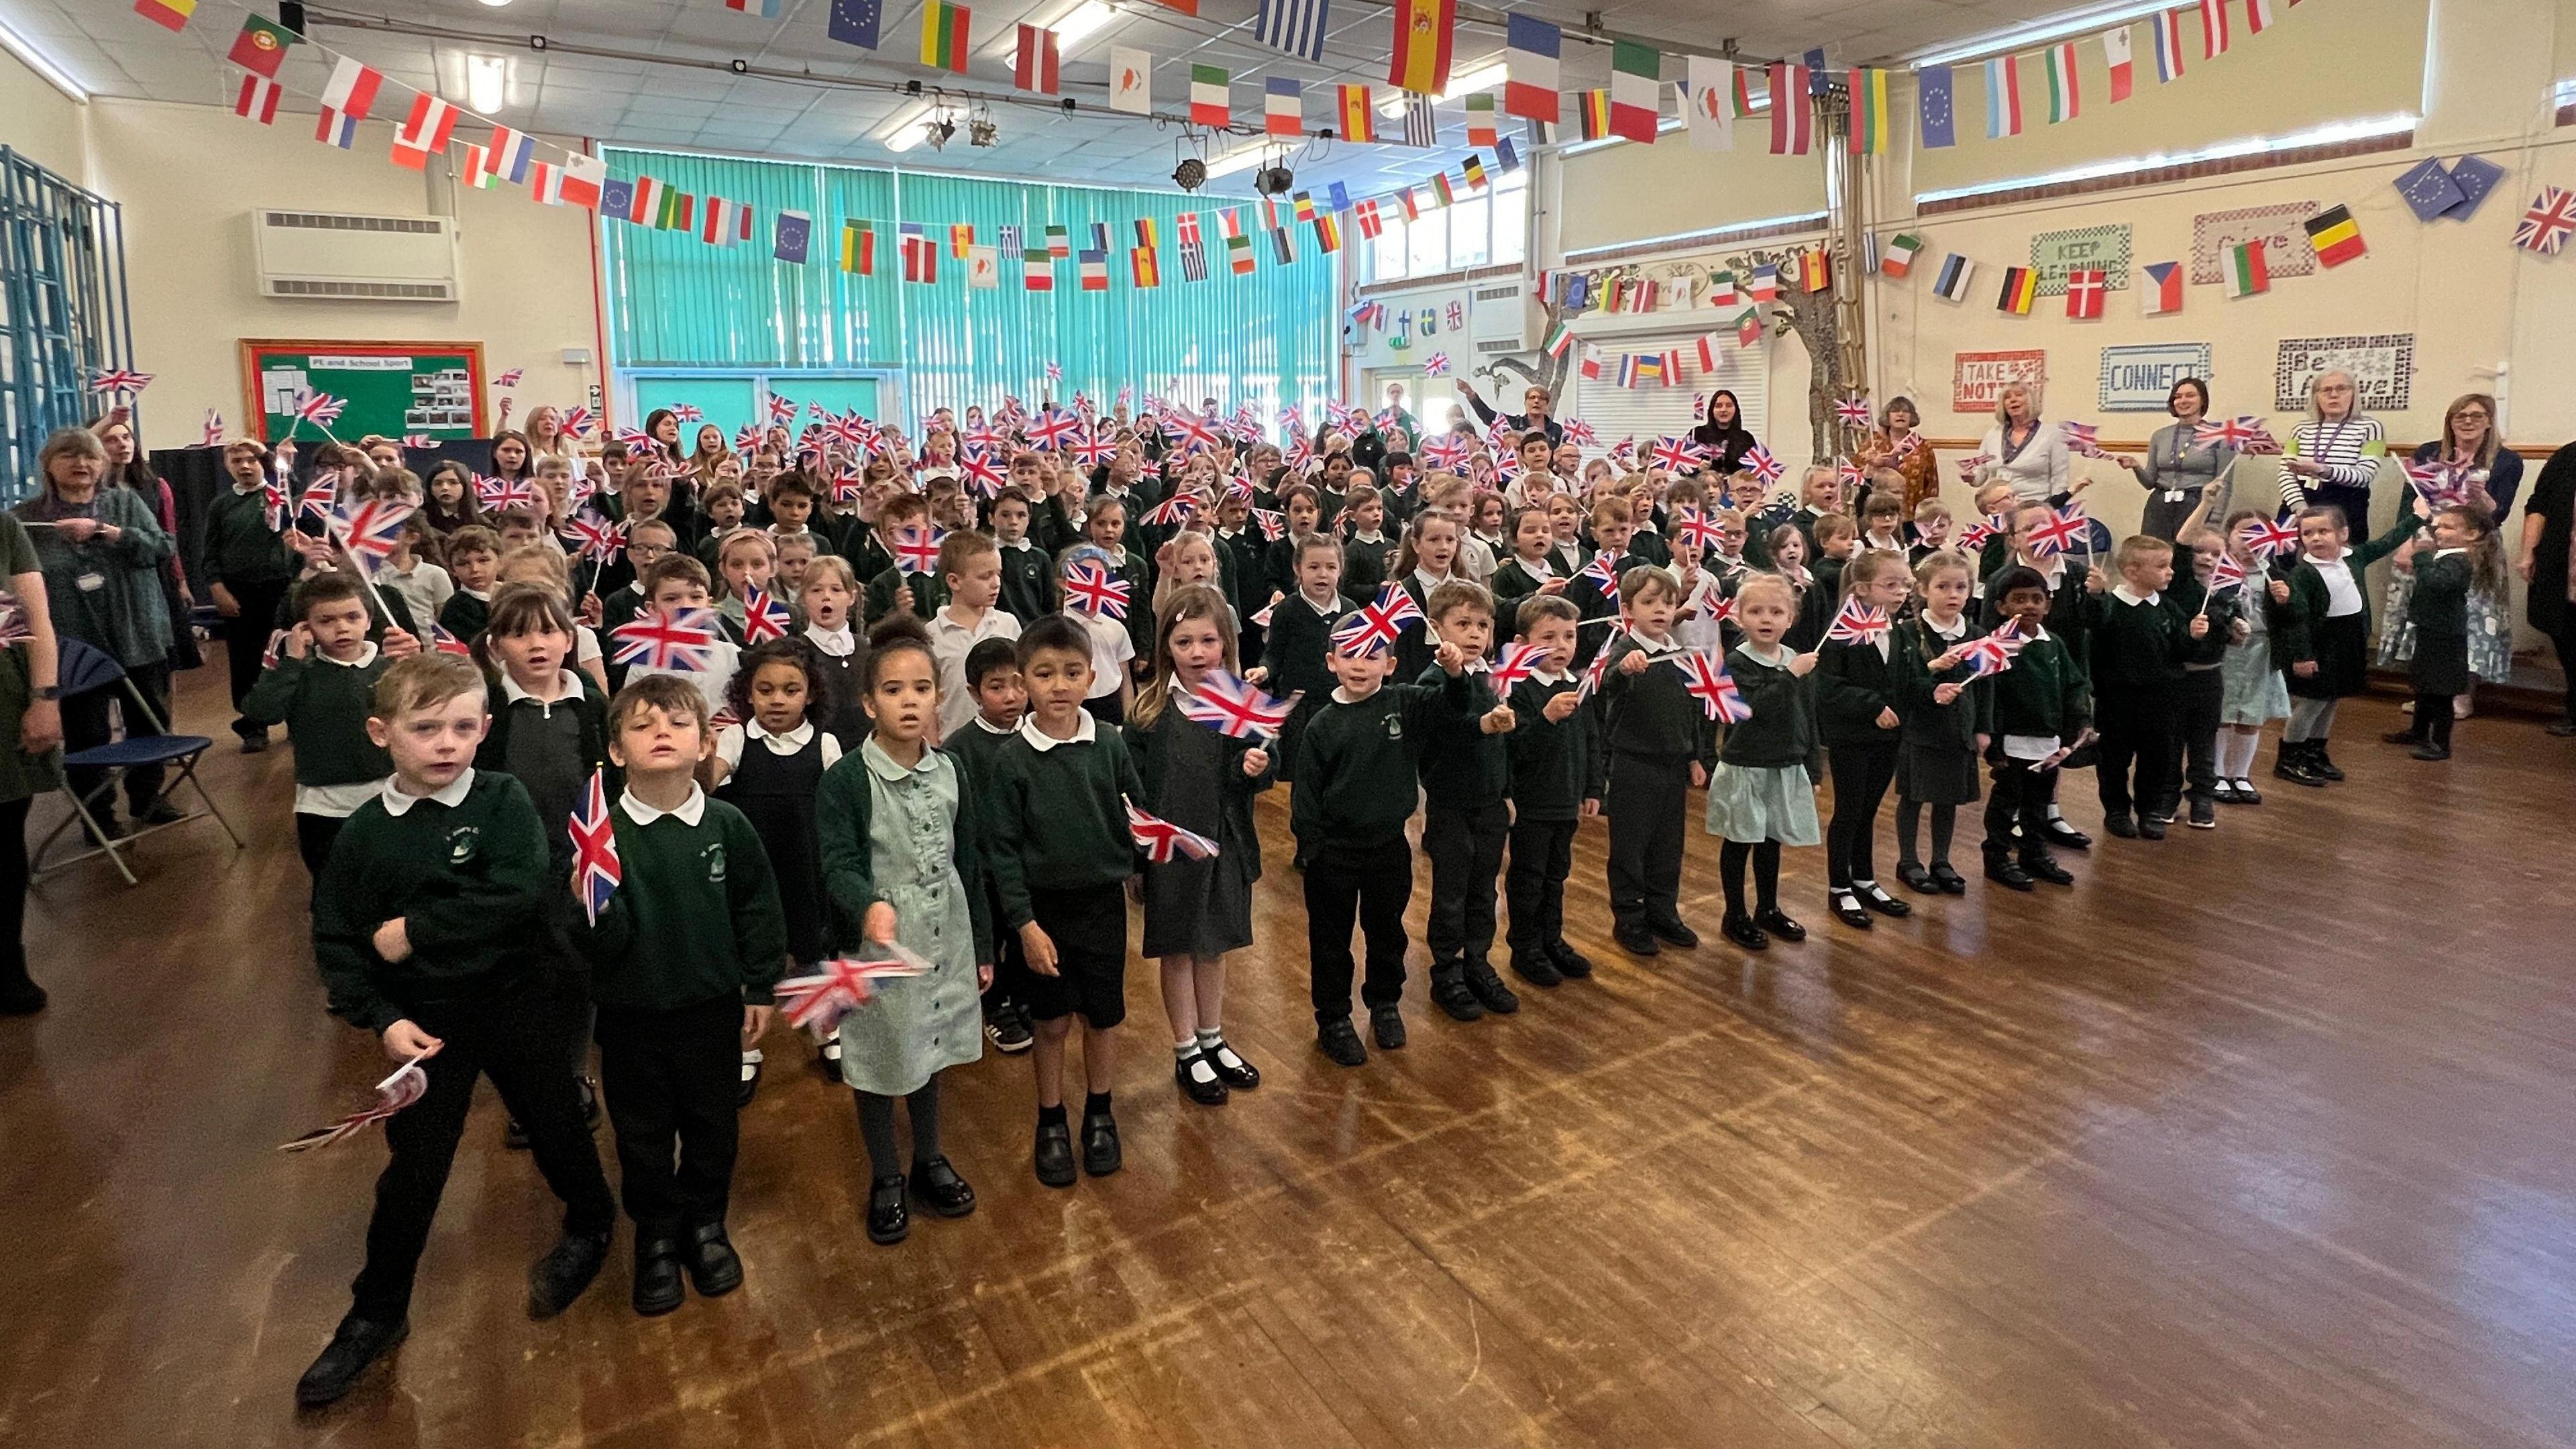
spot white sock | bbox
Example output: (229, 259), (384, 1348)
(1197, 1027), (1244, 1069)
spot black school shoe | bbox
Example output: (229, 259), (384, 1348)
(1829, 891), (1872, 930)
(1464, 961), (1521, 1014)
(2102, 814), (2139, 839)
(1429, 968), (1485, 1021)
(1080, 1108), (1122, 1177)
(911, 1156), (976, 1217)
(632, 1238), (685, 1316)
(2229, 777), (2264, 804)
(1895, 862), (1941, 894)
(814, 1034), (843, 1079)
(1033, 1119), (1077, 1188)
(685, 1222), (743, 1297)
(2137, 816), (2168, 841)
(1508, 950), (1564, 987)
(1929, 863), (1969, 894)
(1175, 1049), (1230, 1106)
(1983, 855), (2035, 892)
(2042, 818), (2092, 851)
(986, 999), (1034, 1054)
(1547, 939), (1595, 978)
(2412, 742), (2451, 761)
(527, 1229), (612, 1319)
(1317, 1017), (1368, 1067)
(1613, 922), (1661, 956)
(1721, 910), (1769, 951)
(2021, 855), (2075, 886)
(1754, 908), (1807, 942)
(737, 1051), (762, 1108)
(867, 1175), (910, 1244)
(1369, 1005), (1407, 1050)
(1202, 1037), (1260, 1090)
(1646, 918), (1700, 949)
(2189, 800), (2216, 829)
(294, 1313), (408, 1408)
(2274, 743), (2325, 786)
(1854, 883), (1909, 918)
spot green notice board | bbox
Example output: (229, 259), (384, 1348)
(239, 339), (488, 445)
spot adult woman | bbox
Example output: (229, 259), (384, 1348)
(1690, 390), (1760, 476)
(0, 510), (62, 1013)
(2116, 376), (2238, 541)
(2413, 392), (2522, 517)
(15, 427), (172, 835)
(2279, 370), (2385, 527)
(1859, 396), (1937, 514)
(87, 411), (197, 672)
(2518, 441), (2576, 735)
(1463, 380), (1564, 446)
(1972, 383), (2071, 504)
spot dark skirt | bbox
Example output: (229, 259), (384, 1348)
(1896, 741), (1982, 806)
(2291, 612), (2369, 700)
(2412, 629), (2469, 696)
(1138, 712), (1256, 960)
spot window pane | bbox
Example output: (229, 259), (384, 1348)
(1372, 219), (1407, 282)
(1492, 184), (1527, 266)
(1407, 210), (1448, 275)
(1448, 197), (1489, 268)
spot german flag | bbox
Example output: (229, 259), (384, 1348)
(2304, 205), (2366, 267)
(1578, 89), (1612, 141)
(1996, 266), (2037, 314)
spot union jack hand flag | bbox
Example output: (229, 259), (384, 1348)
(1575, 627), (1625, 701)
(1250, 598), (1278, 628)
(2404, 460), (2473, 506)
(1835, 458), (1867, 487)
(1561, 419), (1599, 446)
(560, 406), (596, 439)
(1334, 588), (1421, 658)
(1325, 400), (1367, 433)
(1483, 641), (1553, 695)
(400, 434), (435, 449)
(1955, 513), (2008, 551)
(609, 606), (722, 671)
(616, 426), (657, 452)
(260, 481), (289, 533)
(1328, 613), (1391, 658)
(425, 623), (475, 657)
(2194, 415), (2279, 455)
(2025, 503), (2092, 559)
(1420, 433), (1472, 471)
(1222, 475), (1255, 502)
(1674, 649), (1753, 722)
(290, 387), (347, 428)
(1162, 411), (1224, 455)
(569, 767), (621, 926)
(2208, 554), (2249, 594)
(494, 368), (524, 388)
(1743, 444), (1784, 483)
(2059, 421), (2105, 458)
(299, 474), (341, 524)
(90, 368), (153, 395)
(727, 423), (763, 454)
(1373, 580), (1426, 631)
(775, 948), (935, 1037)
(1173, 670), (1299, 740)
(740, 584), (793, 644)
(1668, 507), (1721, 555)
(1833, 394), (1874, 429)
(560, 513), (627, 563)
(1577, 551), (1622, 602)
(1686, 589), (1736, 626)
(1283, 437), (1317, 474)
(329, 495), (415, 576)
(1277, 404), (1305, 436)
(963, 423), (1008, 455)
(1126, 799), (1220, 863)
(200, 410), (226, 447)
(957, 447), (1006, 500)
(1957, 624), (2024, 679)
(1893, 431), (1924, 460)
(1028, 409), (1083, 452)
(1140, 493), (1198, 528)
(1648, 435), (1707, 472)
(1955, 451), (1994, 483)
(1825, 599), (1892, 645)
(893, 525), (948, 576)
(767, 393), (798, 426)
(1067, 425), (1118, 468)
(1248, 508), (1287, 542)
(2237, 513), (2302, 560)
(833, 474), (866, 507)
(476, 475), (539, 511)
(1063, 560), (1132, 619)
(1493, 449), (1525, 486)
(277, 1054), (430, 1153)
(669, 402), (702, 423)
(1045, 360), (1065, 385)
(1424, 352), (1452, 376)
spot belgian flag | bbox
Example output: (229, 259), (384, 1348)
(2304, 205), (2366, 268)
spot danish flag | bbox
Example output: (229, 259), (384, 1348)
(2237, 512), (2302, 559)
(1825, 599), (1892, 644)
(1833, 394), (1874, 428)
(740, 584), (793, 643)
(1126, 799), (1220, 862)
(775, 950), (934, 1036)
(1743, 444), (1784, 483)
(2025, 503), (2092, 558)
(1483, 641), (1553, 694)
(608, 607), (722, 671)
(568, 767), (621, 926)
(1063, 560), (1132, 619)
(89, 368), (153, 396)
(1674, 649), (1753, 722)
(329, 496), (415, 576)
(1173, 670), (1298, 740)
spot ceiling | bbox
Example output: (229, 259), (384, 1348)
(1, 0), (2083, 196)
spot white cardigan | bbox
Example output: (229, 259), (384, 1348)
(1975, 423), (2073, 503)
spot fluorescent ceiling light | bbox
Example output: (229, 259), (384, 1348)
(1911, 0), (2177, 68)
(1558, 113), (1683, 156)
(878, 100), (938, 152)
(465, 54), (508, 114)
(1915, 112), (2417, 203)
(1377, 62), (1507, 117)
(1201, 140), (1276, 178)
(0, 16), (88, 102)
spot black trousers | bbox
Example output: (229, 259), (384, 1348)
(1604, 752), (1690, 930)
(593, 994), (744, 1242)
(2407, 692), (2457, 749)
(352, 973), (614, 1319)
(62, 659), (169, 819)
(1984, 756), (2059, 863)
(2094, 690), (2178, 821)
(1825, 739), (1899, 888)
(1504, 815), (1577, 958)
(222, 580), (290, 736)
(2159, 669), (2225, 814)
(0, 796), (29, 992)
(1422, 800), (1509, 968)
(1305, 839), (1412, 1020)
(295, 812), (345, 880)
(2550, 616), (2576, 721)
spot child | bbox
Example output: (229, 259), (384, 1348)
(1890, 551), (1992, 894)
(1488, 504), (1563, 618)
(1811, 549), (1914, 927)
(421, 460), (483, 535)
(1977, 500), (2098, 851)
(774, 532), (818, 601)
(493, 508), (548, 556)
(206, 439), (297, 751)
(297, 655), (616, 1407)
(2379, 504), (2495, 761)
(693, 482), (748, 572)
(1501, 594), (1596, 986)
(1701, 574), (1822, 950)
(598, 519), (676, 643)
(1597, 566), (1711, 955)
(1908, 500), (1955, 570)
(627, 555), (743, 720)
(991, 489), (1055, 623)
(862, 495), (936, 624)
(1388, 509), (1464, 681)
(981, 615), (1148, 1186)
(1291, 616), (1470, 1065)
(926, 531), (1022, 743)
(710, 637), (841, 1089)
(1059, 543), (1138, 725)
(2274, 502), (2422, 784)
(1124, 585), (1273, 1105)
(496, 545), (610, 696)
(1858, 490), (1910, 556)
(438, 525), (502, 639)
(712, 531), (790, 641)
(577, 675), (787, 1315)
(1415, 581), (1522, 1020)
(1982, 568), (2090, 890)
(1265, 483), (1324, 601)
(1251, 533), (1349, 782)
(239, 572), (407, 879)
(1339, 484), (1398, 598)
(1081, 494), (1155, 671)
(1811, 513), (1860, 602)
(815, 616), (996, 1244)
(384, 519), (454, 637)
(796, 555), (867, 749)
(1569, 496), (1642, 668)
(1546, 492), (1587, 576)
(2214, 508), (2292, 803)
(942, 637), (1034, 1056)
(2159, 521), (2243, 827)
(763, 473), (822, 551)
(2084, 536), (2190, 839)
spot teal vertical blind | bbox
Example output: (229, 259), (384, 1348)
(600, 149), (1337, 430)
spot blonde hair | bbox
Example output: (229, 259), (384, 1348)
(801, 554), (858, 593)
(1992, 381), (2038, 425)
(496, 545), (571, 592)
(1733, 572), (1796, 613)
(371, 653), (487, 720)
(1911, 548), (1974, 592)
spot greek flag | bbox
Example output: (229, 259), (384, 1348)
(1254, 0), (1329, 62)
(1403, 95), (1438, 147)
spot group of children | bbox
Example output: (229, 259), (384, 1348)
(224, 392), (2486, 1410)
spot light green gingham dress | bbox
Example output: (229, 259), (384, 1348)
(834, 739), (983, 1098)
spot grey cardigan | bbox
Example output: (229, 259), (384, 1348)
(15, 486), (174, 668)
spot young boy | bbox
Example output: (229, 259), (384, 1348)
(1568, 496), (1644, 669)
(1978, 500), (2099, 853)
(773, 531), (818, 601)
(763, 474), (822, 552)
(864, 494), (938, 624)
(1415, 582), (1523, 1022)
(1598, 566), (1714, 957)
(981, 616), (1148, 1185)
(1340, 484), (1399, 598)
(438, 525), (502, 639)
(2158, 527), (2242, 828)
(1501, 594), (1597, 986)
(1982, 567), (2091, 890)
(240, 572), (411, 879)
(1290, 618), (1470, 1066)
(598, 518), (676, 633)
(989, 489), (1055, 624)
(577, 675), (786, 1315)
(928, 531), (1022, 742)
(2085, 535), (2193, 840)
(945, 637), (1034, 1056)
(626, 555), (743, 718)
(207, 439), (297, 751)
(297, 655), (616, 1408)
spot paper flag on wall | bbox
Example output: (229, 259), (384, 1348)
(2442, 154), (2506, 220)
(2392, 158), (2465, 223)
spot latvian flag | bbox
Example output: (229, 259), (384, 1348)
(233, 73), (281, 125)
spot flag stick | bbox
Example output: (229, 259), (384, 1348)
(323, 514), (402, 630)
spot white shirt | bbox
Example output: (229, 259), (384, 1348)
(379, 765), (476, 817)
(500, 667), (583, 712)
(619, 782), (707, 827)
(804, 623), (855, 657)
(2314, 550), (2365, 617)
(1631, 630), (1683, 657)
(928, 605), (1022, 738)
(298, 643), (390, 818)
(2110, 585), (2160, 608)
(1018, 708), (1098, 751)
(716, 718), (843, 772)
(1068, 608), (1134, 699)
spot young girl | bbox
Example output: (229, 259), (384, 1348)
(800, 555), (868, 748)
(422, 460), (483, 535)
(1892, 551), (1991, 895)
(1702, 573), (1821, 951)
(1081, 494), (1152, 678)
(1390, 510), (1462, 680)
(1768, 527), (1832, 652)
(815, 615), (992, 1244)
(1487, 505), (1564, 618)
(384, 519), (454, 631)
(714, 531), (796, 643)
(1546, 492), (1587, 577)
(495, 546), (610, 695)
(1250, 533), (1349, 784)
(2212, 507), (2292, 803)
(1124, 585), (1273, 1105)
(1813, 550), (1915, 929)
(1061, 543), (1138, 724)
(2379, 504), (2500, 761)
(1266, 482), (1324, 601)
(1152, 530), (1230, 623)
(489, 429), (535, 487)
(711, 638), (841, 1091)
(2273, 500), (2424, 785)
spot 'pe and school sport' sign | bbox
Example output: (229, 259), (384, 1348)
(1951, 350), (2048, 414)
(2098, 343), (2213, 413)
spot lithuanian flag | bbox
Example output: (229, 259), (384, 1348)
(1847, 67), (1889, 155)
(920, 0), (971, 73)
(841, 221), (874, 275)
(1996, 266), (2037, 314)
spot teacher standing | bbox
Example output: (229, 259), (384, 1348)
(2518, 441), (2576, 736)
(2279, 369), (2385, 527)
(1972, 383), (2071, 504)
(2116, 376), (2238, 541)
(0, 511), (62, 1014)
(1688, 390), (1760, 476)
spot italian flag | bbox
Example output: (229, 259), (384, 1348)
(2223, 239), (2269, 298)
(1190, 64), (1231, 126)
(920, 0), (970, 73)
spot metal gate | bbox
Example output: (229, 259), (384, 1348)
(0, 147), (135, 500)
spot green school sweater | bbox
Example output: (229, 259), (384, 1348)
(2164, 574), (2233, 669)
(2275, 516), (2424, 674)
(438, 588), (491, 641)
(203, 485), (294, 587)
(2084, 589), (2185, 695)
(866, 564), (947, 625)
(1415, 662), (1509, 808)
(1892, 618), (1996, 753)
(311, 771), (551, 1033)
(1813, 634), (1905, 745)
(1988, 629), (2092, 739)
(980, 719), (1147, 930)
(237, 648), (393, 788)
(1597, 635), (1717, 765)
(1715, 646), (1821, 775)
(1505, 675), (1596, 820)
(1288, 674), (1472, 853)
(575, 791), (788, 1009)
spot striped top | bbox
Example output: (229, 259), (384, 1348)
(2279, 417), (2386, 508)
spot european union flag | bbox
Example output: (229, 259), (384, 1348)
(1918, 65), (1955, 149)
(1496, 136), (1519, 170)
(2444, 153), (2506, 220)
(1805, 48), (1829, 95)
(774, 209), (812, 264)
(828, 0), (880, 50)
(600, 177), (635, 220)
(1327, 181), (1350, 213)
(2392, 158), (2463, 223)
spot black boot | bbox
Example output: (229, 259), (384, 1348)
(526, 1229), (612, 1319)
(2309, 741), (2345, 781)
(2274, 740), (2325, 786)
(1546, 938), (1594, 978)
(684, 1222), (742, 1297)
(632, 1236), (686, 1316)
(295, 1313), (407, 1407)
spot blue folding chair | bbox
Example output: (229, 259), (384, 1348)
(33, 638), (244, 885)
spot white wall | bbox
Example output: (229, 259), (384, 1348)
(0, 43), (87, 180)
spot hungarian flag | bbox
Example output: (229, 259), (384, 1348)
(920, 0), (971, 72)
(1338, 85), (1376, 142)
(1014, 24), (1059, 93)
(2141, 260), (2184, 314)
(227, 13), (298, 78)
(2304, 205), (2365, 266)
(1387, 0), (1456, 95)
(2043, 42), (2079, 123)
(1608, 41), (1660, 143)
(2222, 239), (2269, 298)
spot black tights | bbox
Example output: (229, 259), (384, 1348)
(853, 1076), (944, 1180)
(1895, 798), (1956, 869)
(1719, 839), (1781, 917)
(2408, 692), (2457, 750)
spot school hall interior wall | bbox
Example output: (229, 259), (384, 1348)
(6, 87), (606, 452)
(0, 43), (87, 181)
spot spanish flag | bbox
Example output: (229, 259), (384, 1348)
(1578, 89), (1612, 141)
(1798, 248), (1831, 293)
(1387, 0), (1456, 95)
(1338, 85), (1376, 143)
(951, 223), (975, 259)
(1996, 266), (2037, 315)
(1132, 246), (1160, 288)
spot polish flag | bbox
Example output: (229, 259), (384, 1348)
(319, 57), (386, 119)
